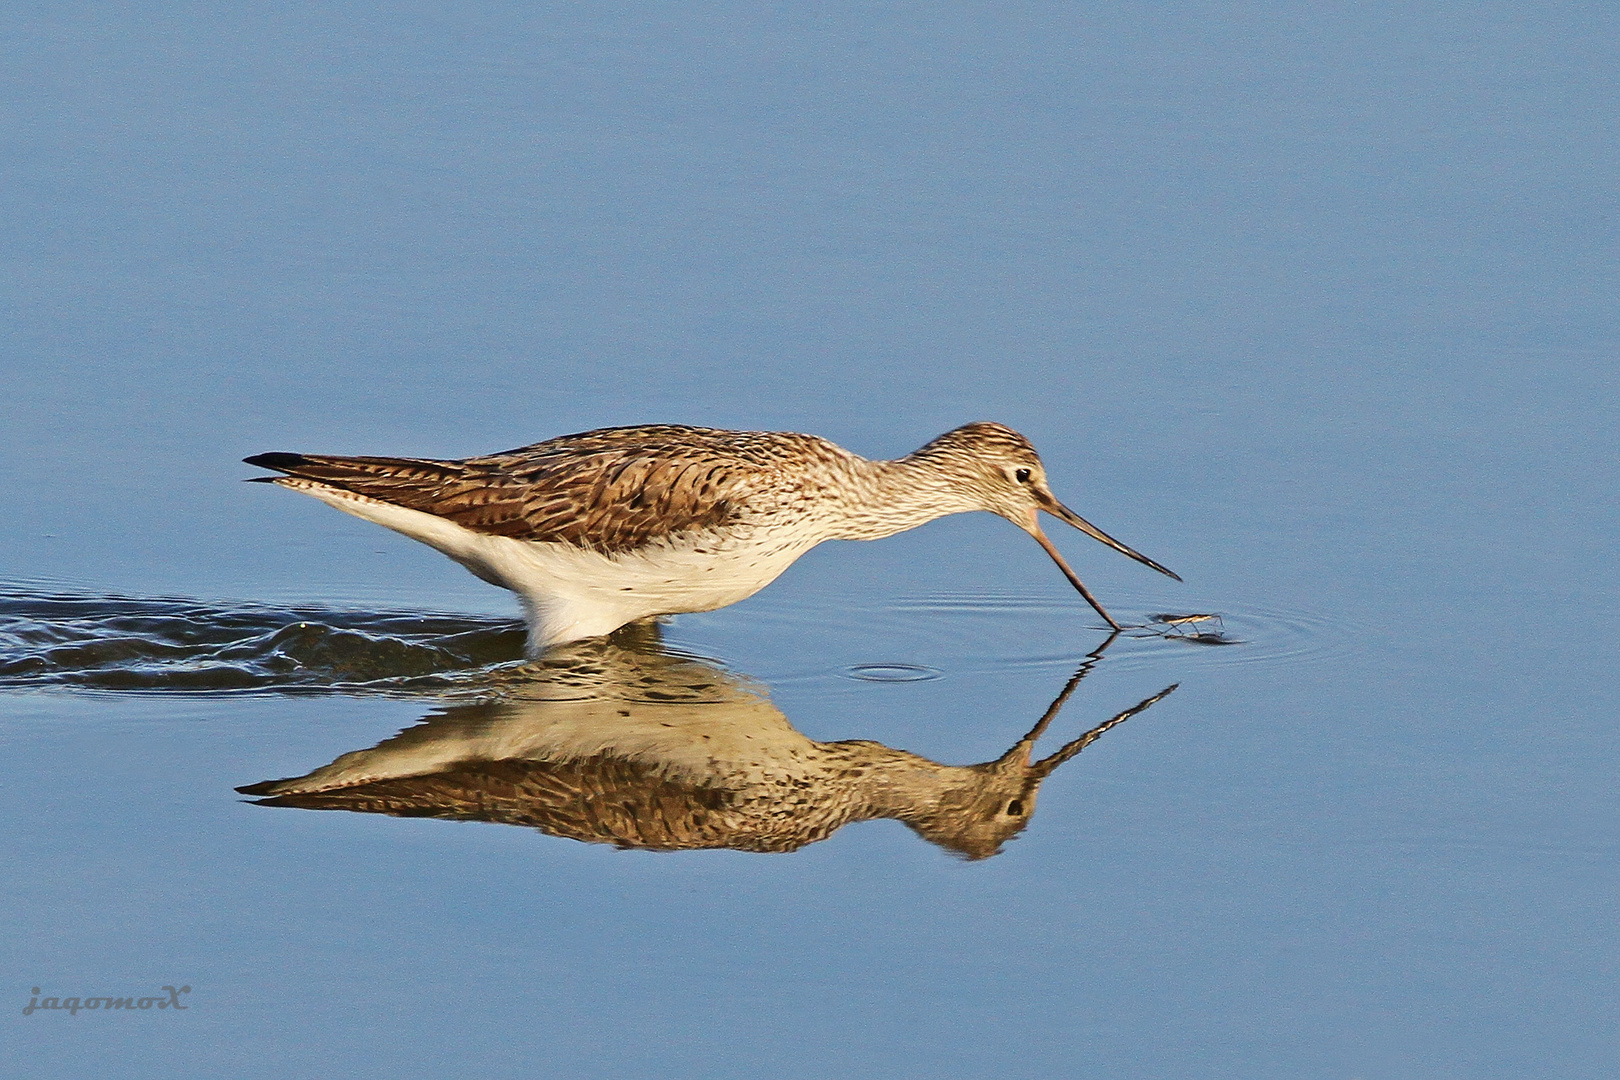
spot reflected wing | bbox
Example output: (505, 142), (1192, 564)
(246, 758), (824, 853)
(246, 425), (784, 554)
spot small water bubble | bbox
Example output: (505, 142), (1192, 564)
(845, 663), (941, 683)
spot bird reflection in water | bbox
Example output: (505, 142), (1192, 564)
(239, 633), (1175, 859)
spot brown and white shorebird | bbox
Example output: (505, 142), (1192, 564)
(238, 636), (1176, 859)
(245, 422), (1179, 653)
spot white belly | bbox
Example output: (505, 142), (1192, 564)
(284, 480), (820, 651)
(491, 528), (818, 648)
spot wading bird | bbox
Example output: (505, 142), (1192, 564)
(246, 422), (1179, 653)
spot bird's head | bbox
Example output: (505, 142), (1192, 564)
(909, 423), (1181, 617)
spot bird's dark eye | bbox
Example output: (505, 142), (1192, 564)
(1006, 800), (1024, 815)
(1014, 468), (1032, 484)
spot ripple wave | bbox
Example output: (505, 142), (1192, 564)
(0, 589), (527, 695)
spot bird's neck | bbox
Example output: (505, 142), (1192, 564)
(823, 455), (982, 540)
(821, 742), (975, 812)
(828, 743), (1022, 858)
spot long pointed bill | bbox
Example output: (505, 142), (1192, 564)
(1040, 498), (1182, 581)
(1030, 683), (1179, 779)
(1030, 527), (1125, 630)
(997, 634), (1120, 762)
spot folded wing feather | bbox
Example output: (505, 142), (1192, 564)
(244, 426), (777, 556)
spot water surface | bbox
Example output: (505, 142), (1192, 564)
(4, 3), (1617, 1078)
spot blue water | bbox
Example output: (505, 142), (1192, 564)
(4, 3), (1617, 1077)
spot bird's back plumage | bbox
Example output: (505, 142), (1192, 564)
(245, 424), (855, 556)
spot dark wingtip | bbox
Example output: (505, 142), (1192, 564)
(234, 780), (283, 795)
(243, 452), (307, 472)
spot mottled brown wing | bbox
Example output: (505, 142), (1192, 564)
(245, 426), (773, 554)
(244, 759), (815, 853)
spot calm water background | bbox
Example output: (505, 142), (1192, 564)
(4, 3), (1617, 1077)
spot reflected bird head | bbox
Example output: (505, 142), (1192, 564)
(898, 753), (1048, 861)
(900, 679), (1178, 860)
